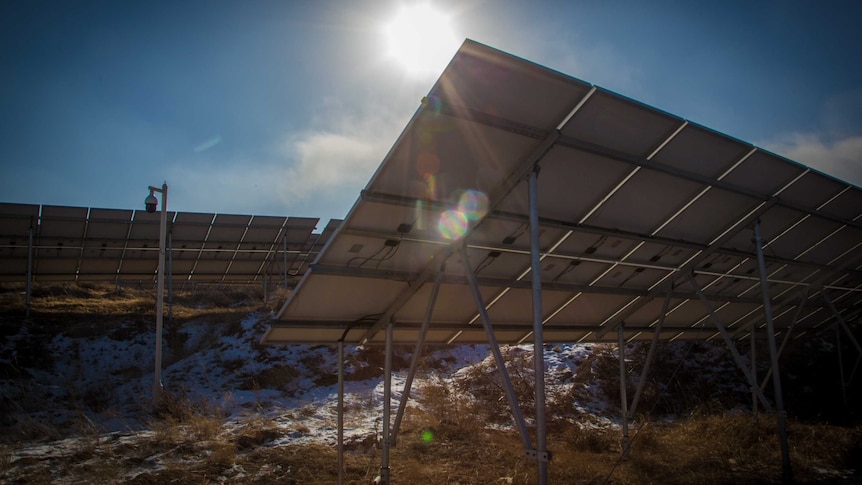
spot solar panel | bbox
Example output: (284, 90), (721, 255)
(264, 40), (862, 347)
(0, 203), (39, 281)
(33, 205), (89, 281)
(117, 209), (175, 281)
(0, 204), (335, 286)
(78, 209), (133, 281)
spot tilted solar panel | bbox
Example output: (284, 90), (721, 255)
(265, 39), (862, 346)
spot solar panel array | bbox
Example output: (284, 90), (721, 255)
(265, 39), (862, 345)
(0, 203), (340, 286)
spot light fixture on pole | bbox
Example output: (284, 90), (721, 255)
(146, 182), (168, 405)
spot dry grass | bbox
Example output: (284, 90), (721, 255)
(2, 377), (860, 484)
(2, 283), (860, 483)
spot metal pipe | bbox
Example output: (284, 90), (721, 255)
(751, 323), (758, 421)
(380, 320), (393, 484)
(754, 220), (792, 482)
(618, 323), (630, 455)
(168, 230), (173, 323)
(392, 262), (446, 444)
(152, 182), (168, 405)
(761, 290), (809, 391)
(460, 244), (533, 451)
(338, 340), (344, 485)
(837, 325), (847, 405)
(688, 275), (772, 410)
(283, 235), (287, 288)
(823, 294), (862, 354)
(529, 167), (549, 483)
(26, 219), (33, 320)
(629, 288), (672, 418)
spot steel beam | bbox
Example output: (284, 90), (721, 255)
(689, 275), (772, 410)
(629, 288), (673, 418)
(751, 323), (758, 421)
(760, 289), (809, 391)
(25, 221), (34, 319)
(754, 220), (792, 482)
(460, 244), (533, 452)
(618, 323), (630, 454)
(391, 261), (446, 445)
(380, 320), (393, 484)
(337, 340), (344, 485)
(529, 167), (549, 483)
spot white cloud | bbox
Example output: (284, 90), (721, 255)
(277, 98), (411, 201)
(762, 133), (862, 188)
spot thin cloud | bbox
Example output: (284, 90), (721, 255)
(277, 101), (409, 201)
(762, 133), (862, 188)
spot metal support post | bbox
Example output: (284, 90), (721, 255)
(837, 326), (848, 405)
(823, 294), (862, 384)
(460, 245), (533, 452)
(629, 288), (672, 418)
(150, 183), (168, 406)
(283, 236), (288, 289)
(688, 275), (772, 410)
(528, 166), (549, 482)
(751, 323), (758, 422)
(168, 231), (173, 323)
(26, 220), (33, 320)
(380, 320), (393, 484)
(761, 290), (809, 391)
(753, 220), (792, 482)
(618, 323), (630, 455)
(337, 340), (344, 485)
(392, 262), (446, 445)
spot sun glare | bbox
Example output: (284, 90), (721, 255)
(383, 4), (458, 77)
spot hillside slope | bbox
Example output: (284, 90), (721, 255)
(1, 284), (859, 484)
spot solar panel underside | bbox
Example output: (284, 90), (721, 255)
(265, 39), (862, 346)
(0, 203), (40, 281)
(0, 202), (334, 285)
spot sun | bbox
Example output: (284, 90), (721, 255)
(383, 3), (458, 77)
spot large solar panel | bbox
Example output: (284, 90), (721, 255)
(0, 202), (337, 286)
(264, 39), (862, 346)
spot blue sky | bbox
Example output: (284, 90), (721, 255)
(2, 0), (861, 228)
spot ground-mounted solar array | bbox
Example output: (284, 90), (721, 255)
(0, 202), (340, 287)
(261, 39), (862, 485)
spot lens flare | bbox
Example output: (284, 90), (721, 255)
(421, 429), (434, 443)
(458, 189), (489, 221)
(438, 210), (468, 240)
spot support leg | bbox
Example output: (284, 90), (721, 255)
(528, 167), (549, 483)
(460, 245), (533, 452)
(688, 275), (772, 410)
(26, 221), (33, 321)
(630, 288), (672, 418)
(751, 323), (758, 422)
(761, 290), (809, 391)
(837, 325), (847, 406)
(618, 323), (630, 455)
(379, 321), (393, 484)
(391, 262), (446, 445)
(753, 220), (792, 483)
(337, 340), (344, 485)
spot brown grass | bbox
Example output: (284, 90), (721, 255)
(2, 385), (859, 484)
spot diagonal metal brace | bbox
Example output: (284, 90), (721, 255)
(688, 274), (772, 410)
